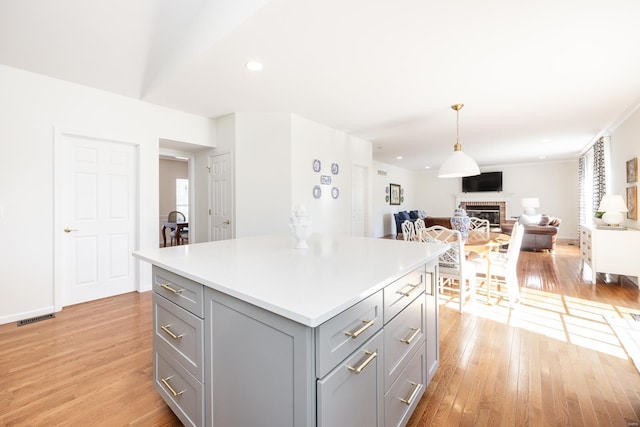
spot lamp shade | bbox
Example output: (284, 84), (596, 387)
(438, 151), (480, 178)
(598, 194), (628, 212)
(598, 194), (628, 226)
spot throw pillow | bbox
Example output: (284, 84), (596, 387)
(519, 213), (541, 225)
(409, 210), (419, 219)
(398, 211), (410, 221)
(548, 217), (561, 226)
(538, 214), (550, 226)
(418, 210), (427, 219)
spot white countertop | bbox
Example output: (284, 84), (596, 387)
(133, 234), (447, 327)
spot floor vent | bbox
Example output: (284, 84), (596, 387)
(17, 313), (55, 326)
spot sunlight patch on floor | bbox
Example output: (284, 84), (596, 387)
(438, 286), (638, 360)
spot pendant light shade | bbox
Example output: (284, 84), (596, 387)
(438, 104), (480, 178)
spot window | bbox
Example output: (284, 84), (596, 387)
(176, 178), (189, 220)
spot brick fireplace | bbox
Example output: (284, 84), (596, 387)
(459, 201), (505, 227)
(455, 193), (513, 228)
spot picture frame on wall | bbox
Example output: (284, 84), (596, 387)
(627, 186), (637, 220)
(627, 157), (638, 183)
(389, 183), (401, 205)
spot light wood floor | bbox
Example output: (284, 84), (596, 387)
(1, 243), (639, 426)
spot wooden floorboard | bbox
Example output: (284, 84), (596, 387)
(0, 242), (639, 426)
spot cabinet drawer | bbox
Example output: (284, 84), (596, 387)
(317, 331), (384, 427)
(385, 344), (426, 427)
(316, 290), (383, 379)
(155, 350), (204, 427)
(384, 294), (425, 390)
(154, 293), (204, 381)
(153, 266), (204, 317)
(384, 266), (426, 323)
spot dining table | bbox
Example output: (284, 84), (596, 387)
(463, 230), (511, 303)
(161, 221), (188, 247)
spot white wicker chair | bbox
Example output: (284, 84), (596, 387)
(422, 226), (477, 313)
(401, 220), (417, 241)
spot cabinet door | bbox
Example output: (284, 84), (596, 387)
(424, 270), (439, 383)
(317, 331), (384, 427)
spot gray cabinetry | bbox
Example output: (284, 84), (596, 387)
(152, 267), (205, 427)
(151, 261), (440, 427)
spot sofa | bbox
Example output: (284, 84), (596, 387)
(501, 214), (561, 252)
(393, 210), (427, 238)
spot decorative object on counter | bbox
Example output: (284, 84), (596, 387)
(390, 183), (401, 205)
(331, 187), (339, 199)
(521, 197), (540, 215)
(313, 159), (321, 172)
(331, 163), (339, 175)
(598, 194), (628, 227)
(320, 175), (331, 185)
(627, 186), (637, 220)
(312, 185), (321, 199)
(438, 103), (480, 178)
(289, 204), (313, 248)
(627, 157), (638, 183)
(450, 204), (470, 237)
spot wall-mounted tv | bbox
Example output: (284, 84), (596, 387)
(462, 171), (503, 193)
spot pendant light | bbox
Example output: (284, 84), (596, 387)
(438, 103), (480, 178)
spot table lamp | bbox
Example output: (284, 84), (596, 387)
(521, 198), (540, 215)
(598, 194), (628, 226)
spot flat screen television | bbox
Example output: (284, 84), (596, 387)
(462, 171), (503, 193)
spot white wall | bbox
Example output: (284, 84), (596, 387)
(371, 160), (579, 240)
(236, 113), (292, 237)
(371, 161), (419, 237)
(609, 106), (640, 230)
(291, 115), (354, 235)
(0, 64), (215, 325)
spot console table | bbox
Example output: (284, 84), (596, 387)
(580, 224), (640, 284)
(134, 234), (448, 426)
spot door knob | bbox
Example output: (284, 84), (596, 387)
(64, 228), (78, 233)
(223, 220), (230, 225)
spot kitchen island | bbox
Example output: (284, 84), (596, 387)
(133, 233), (447, 427)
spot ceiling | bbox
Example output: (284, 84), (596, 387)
(2, 0), (640, 171)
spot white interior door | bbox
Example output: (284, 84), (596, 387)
(351, 165), (368, 236)
(55, 130), (137, 308)
(209, 153), (232, 241)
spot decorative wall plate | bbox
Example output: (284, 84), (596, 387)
(313, 159), (321, 172)
(320, 175), (332, 185)
(313, 185), (322, 199)
(331, 163), (339, 175)
(331, 187), (339, 199)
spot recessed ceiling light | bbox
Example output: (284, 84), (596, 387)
(175, 156), (189, 160)
(396, 156), (403, 160)
(246, 61), (263, 71)
(424, 166), (431, 169)
(538, 155), (547, 159)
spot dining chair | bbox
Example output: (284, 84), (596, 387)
(422, 225), (477, 313)
(469, 217), (490, 233)
(414, 218), (426, 239)
(471, 222), (524, 306)
(401, 220), (417, 241)
(167, 211), (187, 245)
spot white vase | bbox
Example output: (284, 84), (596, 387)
(289, 204), (312, 248)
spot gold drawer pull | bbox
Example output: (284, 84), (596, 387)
(400, 328), (421, 345)
(396, 283), (420, 297)
(345, 319), (375, 339)
(160, 283), (183, 294)
(161, 376), (185, 397)
(347, 351), (377, 374)
(160, 324), (184, 340)
(400, 381), (421, 405)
